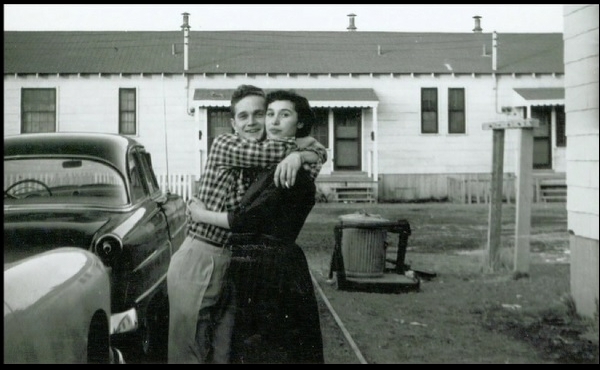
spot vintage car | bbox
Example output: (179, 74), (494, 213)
(4, 247), (124, 364)
(4, 132), (187, 362)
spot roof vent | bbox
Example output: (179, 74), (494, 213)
(181, 12), (191, 30)
(347, 13), (357, 32)
(472, 15), (483, 33)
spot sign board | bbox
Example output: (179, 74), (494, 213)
(482, 118), (540, 130)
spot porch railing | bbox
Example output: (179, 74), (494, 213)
(447, 173), (516, 204)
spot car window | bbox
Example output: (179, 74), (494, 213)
(128, 154), (146, 203)
(4, 158), (128, 206)
(136, 150), (160, 196)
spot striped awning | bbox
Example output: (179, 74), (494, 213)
(193, 88), (379, 108)
(514, 88), (564, 106)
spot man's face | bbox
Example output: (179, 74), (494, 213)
(230, 95), (266, 141)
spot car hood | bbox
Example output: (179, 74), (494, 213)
(3, 208), (132, 264)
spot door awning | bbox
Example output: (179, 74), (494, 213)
(513, 87), (564, 106)
(193, 88), (379, 108)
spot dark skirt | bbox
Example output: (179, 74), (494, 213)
(227, 234), (324, 364)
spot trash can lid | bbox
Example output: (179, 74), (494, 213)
(338, 212), (396, 228)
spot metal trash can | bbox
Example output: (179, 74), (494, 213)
(338, 213), (391, 278)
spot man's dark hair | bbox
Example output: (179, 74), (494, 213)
(265, 90), (316, 138)
(230, 84), (266, 116)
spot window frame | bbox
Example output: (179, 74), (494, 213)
(20, 88), (57, 133)
(421, 88), (438, 134)
(448, 88), (466, 134)
(119, 88), (137, 136)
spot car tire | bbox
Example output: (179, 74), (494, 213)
(87, 312), (111, 364)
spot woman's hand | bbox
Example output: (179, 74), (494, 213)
(274, 151), (302, 188)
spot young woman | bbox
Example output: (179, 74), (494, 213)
(189, 90), (325, 363)
(168, 85), (325, 364)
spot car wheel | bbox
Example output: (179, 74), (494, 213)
(87, 312), (111, 364)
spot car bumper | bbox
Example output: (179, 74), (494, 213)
(110, 308), (138, 335)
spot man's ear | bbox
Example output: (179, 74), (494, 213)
(230, 118), (237, 133)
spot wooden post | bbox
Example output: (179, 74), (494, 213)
(486, 129), (505, 271)
(482, 118), (539, 273)
(514, 128), (534, 276)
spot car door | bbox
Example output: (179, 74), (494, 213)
(122, 148), (171, 303)
(139, 150), (187, 255)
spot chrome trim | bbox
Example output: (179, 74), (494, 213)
(132, 249), (160, 273)
(172, 222), (186, 240)
(110, 308), (138, 335)
(134, 273), (167, 305)
(94, 233), (123, 257)
(3, 203), (136, 213)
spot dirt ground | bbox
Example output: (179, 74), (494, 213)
(299, 203), (599, 364)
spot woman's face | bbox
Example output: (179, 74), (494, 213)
(266, 100), (304, 139)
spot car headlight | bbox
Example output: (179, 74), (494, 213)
(94, 234), (123, 266)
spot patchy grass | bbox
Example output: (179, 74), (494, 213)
(298, 202), (598, 364)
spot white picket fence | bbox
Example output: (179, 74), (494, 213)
(157, 173), (197, 201)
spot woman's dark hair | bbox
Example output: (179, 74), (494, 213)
(265, 90), (316, 138)
(230, 84), (266, 116)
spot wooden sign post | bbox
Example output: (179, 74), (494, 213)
(482, 118), (539, 275)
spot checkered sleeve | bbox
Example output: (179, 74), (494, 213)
(211, 133), (297, 168)
(304, 138), (328, 164)
(305, 161), (323, 180)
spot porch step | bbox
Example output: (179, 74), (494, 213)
(539, 179), (566, 202)
(331, 187), (375, 203)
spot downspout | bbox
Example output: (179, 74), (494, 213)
(372, 106), (379, 186)
(492, 31), (503, 115)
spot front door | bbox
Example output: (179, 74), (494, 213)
(333, 108), (361, 171)
(207, 108), (233, 153)
(531, 106), (552, 169)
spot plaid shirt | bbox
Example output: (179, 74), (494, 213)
(187, 133), (326, 245)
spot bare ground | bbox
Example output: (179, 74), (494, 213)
(299, 203), (599, 364)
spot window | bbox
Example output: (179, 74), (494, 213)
(119, 88), (137, 135)
(448, 88), (466, 134)
(21, 88), (56, 133)
(128, 153), (146, 203)
(312, 108), (329, 148)
(421, 88), (438, 134)
(555, 105), (566, 147)
(137, 150), (161, 196)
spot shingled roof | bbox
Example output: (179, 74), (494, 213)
(4, 31), (564, 75)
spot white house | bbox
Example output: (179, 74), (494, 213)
(563, 4), (599, 320)
(4, 14), (566, 203)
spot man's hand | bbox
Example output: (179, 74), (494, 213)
(186, 197), (207, 222)
(274, 151), (302, 188)
(295, 136), (318, 150)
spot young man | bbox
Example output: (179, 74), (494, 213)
(166, 85), (325, 364)
(190, 89), (326, 363)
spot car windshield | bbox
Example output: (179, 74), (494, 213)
(4, 158), (128, 206)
